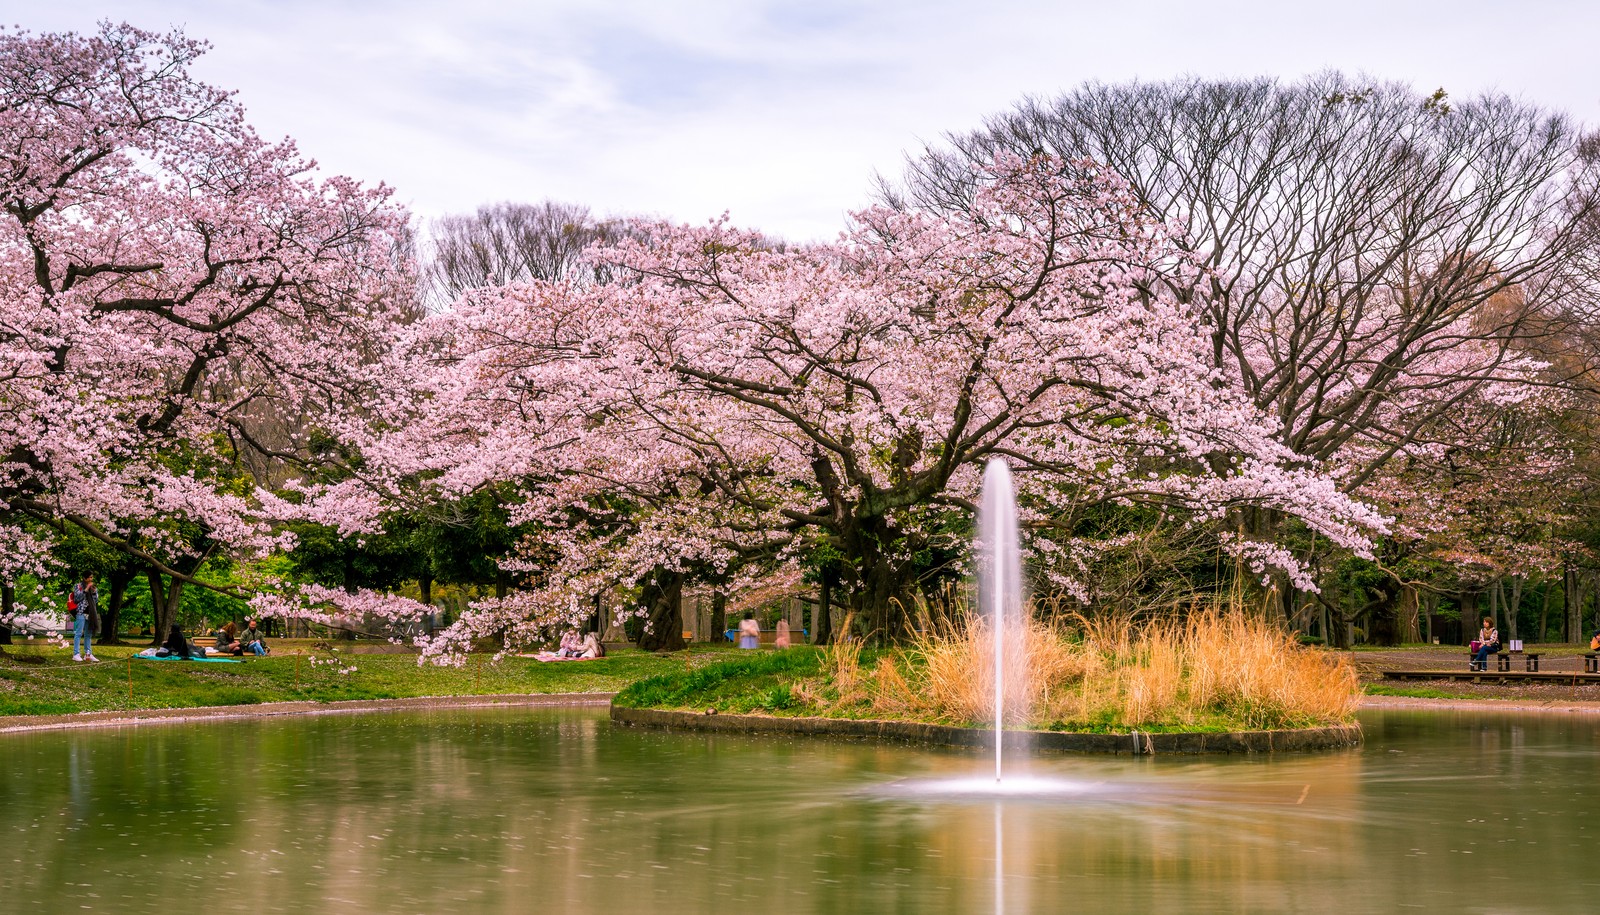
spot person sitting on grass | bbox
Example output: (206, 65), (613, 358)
(579, 632), (605, 659)
(558, 629), (583, 658)
(162, 624), (194, 659)
(240, 619), (269, 656)
(1471, 617), (1500, 671)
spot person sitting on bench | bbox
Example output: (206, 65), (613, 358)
(240, 619), (269, 656)
(1471, 617), (1500, 671)
(209, 622), (244, 656)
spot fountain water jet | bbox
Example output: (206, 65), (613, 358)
(978, 458), (1026, 783)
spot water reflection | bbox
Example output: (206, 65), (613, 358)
(0, 707), (1597, 913)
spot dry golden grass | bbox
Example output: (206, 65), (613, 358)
(805, 604), (1358, 731)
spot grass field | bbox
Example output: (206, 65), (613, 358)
(0, 638), (733, 717)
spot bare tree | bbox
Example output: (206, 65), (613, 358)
(423, 201), (632, 307)
(886, 73), (1600, 494)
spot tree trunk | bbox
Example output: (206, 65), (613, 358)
(1505, 577), (1522, 642)
(1564, 564), (1586, 645)
(853, 546), (917, 644)
(419, 574), (434, 634)
(1537, 576), (1554, 643)
(1367, 587), (1400, 646)
(812, 571), (835, 646)
(636, 570), (686, 652)
(0, 582), (12, 645)
(98, 568), (133, 645)
(339, 554), (358, 640)
(708, 590), (727, 645)
(1460, 590), (1481, 645)
(1398, 586), (1422, 644)
(147, 568), (187, 646)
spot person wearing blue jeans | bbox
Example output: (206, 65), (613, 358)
(71, 576), (98, 662)
(240, 619), (269, 656)
(1471, 617), (1499, 671)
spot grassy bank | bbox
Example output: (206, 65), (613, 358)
(0, 640), (712, 717)
(616, 611), (1362, 734)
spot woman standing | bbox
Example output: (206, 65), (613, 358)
(71, 576), (98, 663)
(737, 611), (760, 650)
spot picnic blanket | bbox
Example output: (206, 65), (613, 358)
(133, 654), (243, 663)
(524, 652), (602, 663)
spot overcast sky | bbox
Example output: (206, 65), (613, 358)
(19, 1), (1600, 240)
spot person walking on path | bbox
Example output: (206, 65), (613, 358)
(71, 575), (99, 662)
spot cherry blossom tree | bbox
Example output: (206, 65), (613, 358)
(351, 153), (1386, 659)
(890, 75), (1600, 629)
(0, 23), (416, 638)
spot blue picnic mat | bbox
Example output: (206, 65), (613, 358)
(133, 655), (242, 663)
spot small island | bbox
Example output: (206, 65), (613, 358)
(612, 608), (1363, 754)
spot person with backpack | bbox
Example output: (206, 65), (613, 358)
(71, 575), (99, 663)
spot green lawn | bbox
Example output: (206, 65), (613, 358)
(0, 639), (732, 717)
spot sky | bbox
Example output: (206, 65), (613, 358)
(16, 0), (1600, 241)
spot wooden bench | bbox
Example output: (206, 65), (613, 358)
(1467, 643), (1540, 672)
(1586, 653), (1600, 674)
(723, 628), (808, 645)
(191, 637), (256, 657)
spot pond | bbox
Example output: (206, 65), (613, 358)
(2, 706), (1596, 913)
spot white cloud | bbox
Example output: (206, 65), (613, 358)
(19, 0), (1600, 241)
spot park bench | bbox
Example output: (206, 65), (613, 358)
(1467, 640), (1540, 672)
(1586, 653), (1600, 674)
(190, 637), (257, 657)
(723, 628), (808, 645)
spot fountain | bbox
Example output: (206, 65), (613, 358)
(978, 457), (1026, 783)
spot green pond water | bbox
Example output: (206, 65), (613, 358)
(2, 706), (1597, 913)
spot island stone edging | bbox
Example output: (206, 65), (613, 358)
(610, 704), (1362, 755)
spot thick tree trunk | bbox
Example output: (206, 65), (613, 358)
(147, 568), (187, 647)
(708, 590), (727, 645)
(98, 569), (132, 645)
(1367, 587), (1400, 646)
(812, 572), (834, 646)
(0, 582), (12, 645)
(1460, 590), (1481, 645)
(852, 544), (918, 645)
(636, 571), (686, 652)
(1398, 586), (1422, 644)
(1564, 564), (1586, 645)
